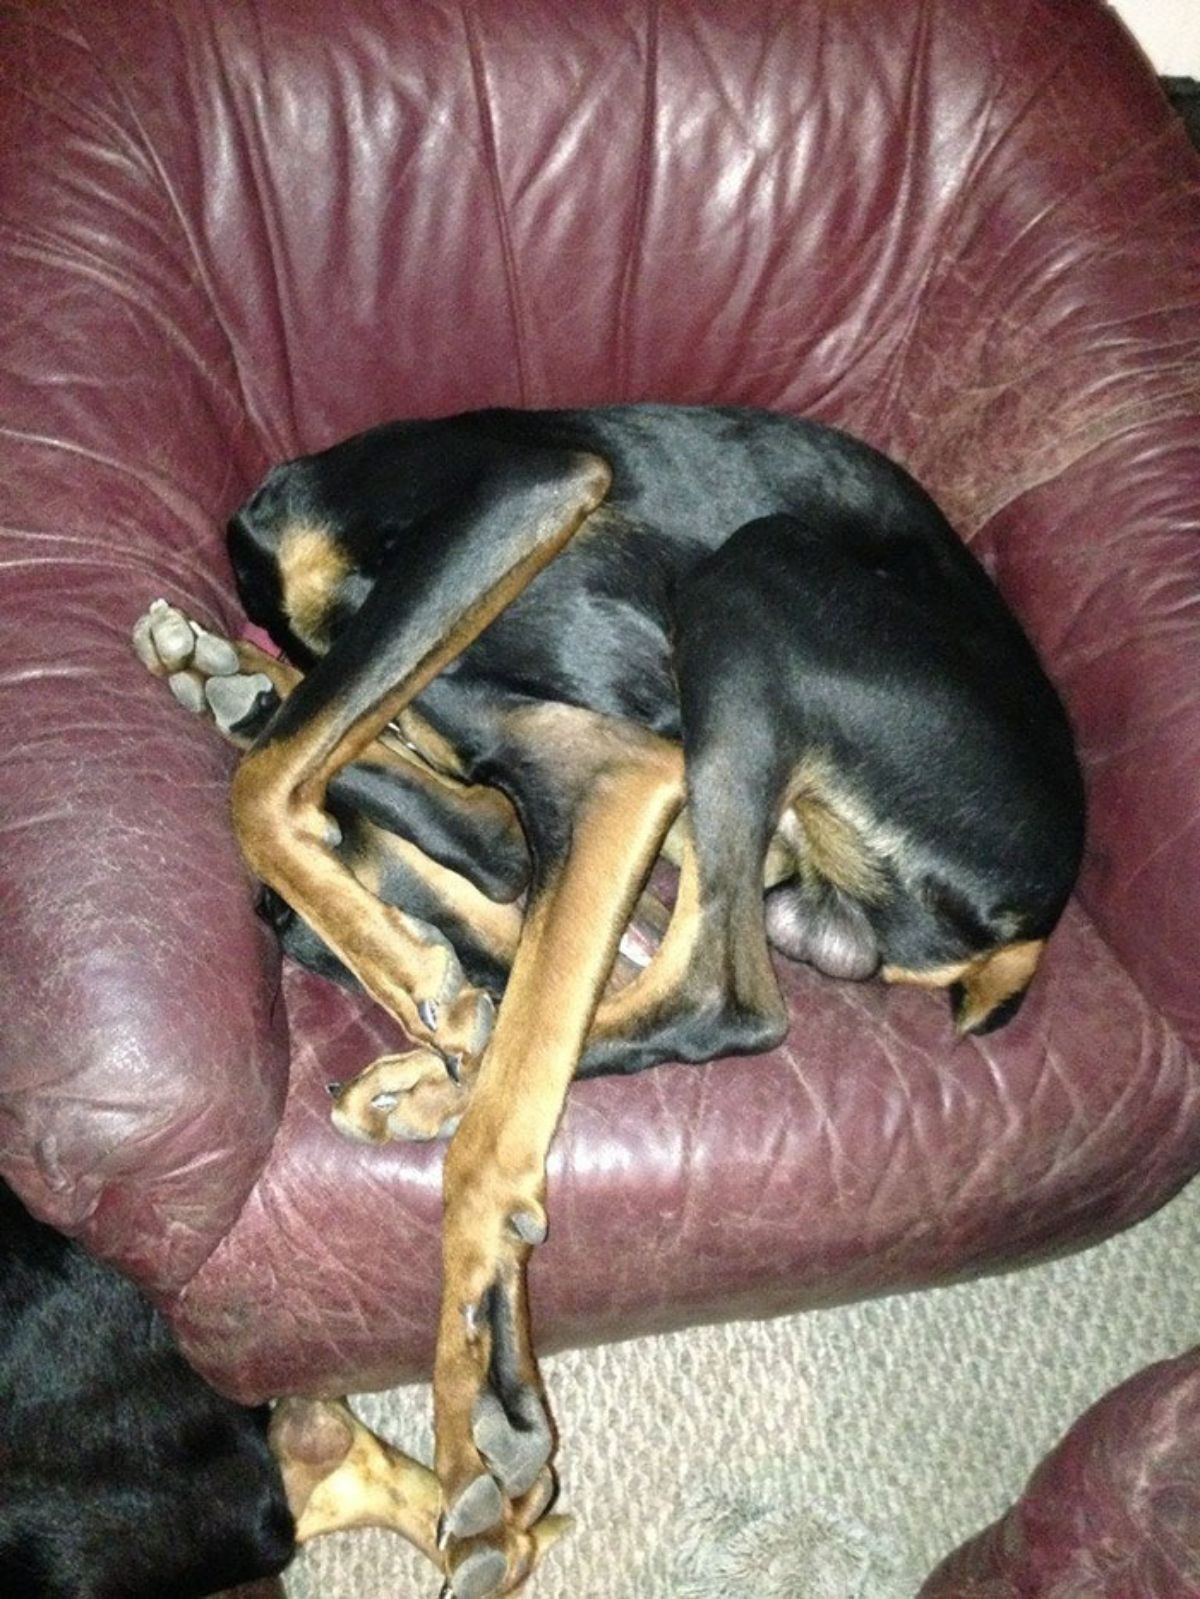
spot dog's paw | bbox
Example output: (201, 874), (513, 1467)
(133, 598), (280, 741)
(329, 1049), (472, 1143)
(433, 1160), (566, 1596)
(408, 937), (497, 1070)
(268, 1398), (357, 1532)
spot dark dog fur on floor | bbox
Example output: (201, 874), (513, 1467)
(0, 1177), (295, 1599)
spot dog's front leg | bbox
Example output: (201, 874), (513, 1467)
(431, 708), (683, 1597)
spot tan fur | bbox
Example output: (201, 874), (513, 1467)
(347, 821), (523, 971)
(591, 817), (705, 1044)
(435, 714), (685, 1579)
(270, 1397), (441, 1556)
(277, 522), (352, 650)
(392, 705), (469, 778)
(269, 1397), (570, 1571)
(954, 938), (1045, 1033)
(778, 754), (891, 900)
(881, 958), (973, 988)
(883, 938), (1045, 1032)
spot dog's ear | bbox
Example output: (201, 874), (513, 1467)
(951, 939), (1044, 1035)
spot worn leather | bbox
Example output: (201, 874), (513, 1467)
(921, 1346), (1200, 1597)
(1, 0), (1197, 1448)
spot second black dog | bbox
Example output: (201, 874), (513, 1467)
(0, 1177), (295, 1599)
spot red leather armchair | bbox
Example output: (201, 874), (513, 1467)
(922, 1346), (1200, 1596)
(2, 0), (1198, 1580)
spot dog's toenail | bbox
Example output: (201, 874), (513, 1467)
(418, 998), (440, 1031)
(326, 1080), (343, 1098)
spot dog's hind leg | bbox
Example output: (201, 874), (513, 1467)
(582, 787), (789, 1076)
(581, 535), (802, 1075)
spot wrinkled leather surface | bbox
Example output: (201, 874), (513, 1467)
(921, 1347), (1200, 1597)
(1, 0), (1198, 1420)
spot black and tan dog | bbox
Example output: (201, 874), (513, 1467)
(135, 404), (1084, 1597)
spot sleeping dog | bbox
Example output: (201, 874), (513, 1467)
(135, 404), (1085, 1596)
(0, 1177), (295, 1598)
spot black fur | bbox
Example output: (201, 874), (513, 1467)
(231, 405), (1085, 1060)
(0, 1178), (295, 1598)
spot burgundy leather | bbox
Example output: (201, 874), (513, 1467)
(921, 1347), (1200, 1597)
(1, 0), (1198, 1437)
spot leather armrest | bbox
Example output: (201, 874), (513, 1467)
(0, 10), (286, 1291)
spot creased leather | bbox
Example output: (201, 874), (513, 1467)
(1, 0), (1197, 1463)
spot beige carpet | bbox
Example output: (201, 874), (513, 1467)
(284, 1175), (1199, 1598)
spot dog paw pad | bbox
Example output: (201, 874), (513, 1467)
(204, 670), (277, 736)
(190, 625), (240, 676)
(448, 1546), (508, 1599)
(149, 603), (196, 670)
(443, 1474), (505, 1540)
(168, 669), (207, 713)
(471, 1389), (552, 1499)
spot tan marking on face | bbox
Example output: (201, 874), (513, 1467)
(277, 522), (351, 650)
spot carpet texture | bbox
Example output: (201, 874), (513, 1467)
(283, 1173), (1198, 1597)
